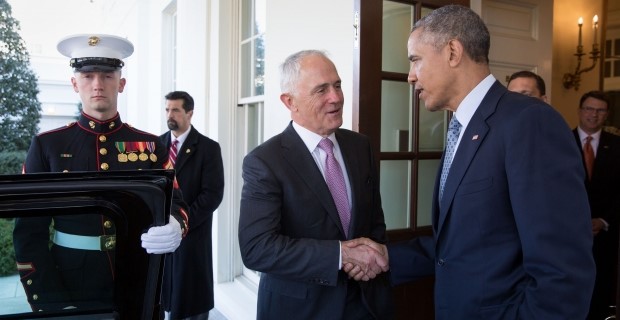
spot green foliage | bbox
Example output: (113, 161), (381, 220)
(0, 150), (25, 174)
(0, 0), (41, 153)
(0, 219), (16, 276)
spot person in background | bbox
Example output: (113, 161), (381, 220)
(506, 70), (548, 102)
(160, 91), (224, 320)
(238, 50), (393, 320)
(573, 90), (620, 320)
(352, 5), (595, 318)
(13, 34), (188, 312)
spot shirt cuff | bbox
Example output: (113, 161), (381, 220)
(339, 241), (342, 270)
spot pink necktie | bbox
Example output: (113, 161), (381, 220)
(318, 138), (351, 237)
(169, 140), (178, 168)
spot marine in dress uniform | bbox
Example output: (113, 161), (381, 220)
(12, 34), (189, 312)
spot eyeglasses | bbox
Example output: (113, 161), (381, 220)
(580, 106), (608, 115)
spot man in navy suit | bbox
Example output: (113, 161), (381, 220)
(238, 50), (393, 319)
(160, 91), (224, 320)
(354, 5), (595, 319)
(573, 91), (620, 320)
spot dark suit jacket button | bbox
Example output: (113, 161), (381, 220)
(437, 259), (445, 266)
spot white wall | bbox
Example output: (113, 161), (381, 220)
(264, 0), (355, 139)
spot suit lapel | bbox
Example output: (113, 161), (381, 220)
(436, 82), (503, 235)
(174, 127), (198, 172)
(335, 130), (358, 238)
(281, 124), (347, 237)
(594, 132), (612, 176)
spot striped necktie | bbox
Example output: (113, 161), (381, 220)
(169, 139), (179, 168)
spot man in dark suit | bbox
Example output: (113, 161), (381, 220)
(573, 91), (620, 320)
(238, 50), (393, 319)
(160, 91), (224, 320)
(354, 5), (595, 319)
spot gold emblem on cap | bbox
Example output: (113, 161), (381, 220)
(88, 36), (100, 46)
(89, 121), (96, 129)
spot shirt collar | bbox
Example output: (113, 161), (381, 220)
(77, 112), (123, 134)
(454, 74), (496, 129)
(577, 127), (601, 142)
(292, 121), (336, 153)
(171, 126), (191, 147)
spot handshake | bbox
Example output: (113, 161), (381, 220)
(342, 237), (389, 281)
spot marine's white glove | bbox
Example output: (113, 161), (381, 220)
(141, 216), (182, 254)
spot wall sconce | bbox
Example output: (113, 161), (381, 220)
(563, 15), (601, 91)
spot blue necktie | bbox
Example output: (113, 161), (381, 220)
(439, 116), (462, 201)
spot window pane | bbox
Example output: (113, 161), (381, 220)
(382, 1), (412, 73)
(253, 36), (265, 96)
(241, 0), (252, 39)
(604, 61), (611, 78)
(417, 159), (440, 226)
(241, 42), (251, 98)
(419, 104), (447, 152)
(380, 80), (412, 152)
(254, 0), (266, 35)
(380, 160), (411, 230)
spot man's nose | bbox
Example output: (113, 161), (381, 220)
(407, 66), (417, 85)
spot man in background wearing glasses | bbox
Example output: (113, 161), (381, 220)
(574, 90), (620, 320)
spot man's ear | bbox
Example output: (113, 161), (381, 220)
(447, 39), (464, 67)
(118, 78), (127, 93)
(280, 93), (296, 111)
(71, 77), (79, 93)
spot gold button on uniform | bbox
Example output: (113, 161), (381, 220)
(32, 294), (38, 300)
(101, 163), (109, 170)
(104, 220), (113, 228)
(99, 135), (107, 142)
(27, 279), (32, 285)
(104, 238), (116, 250)
(99, 148), (107, 155)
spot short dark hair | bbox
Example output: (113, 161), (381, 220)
(165, 91), (194, 112)
(579, 91), (610, 110)
(412, 5), (490, 64)
(508, 71), (546, 95)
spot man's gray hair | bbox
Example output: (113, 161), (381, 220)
(280, 50), (330, 94)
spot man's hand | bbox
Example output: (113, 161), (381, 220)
(141, 216), (182, 254)
(592, 218), (605, 236)
(341, 237), (389, 281)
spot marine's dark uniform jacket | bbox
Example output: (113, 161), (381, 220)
(13, 112), (189, 311)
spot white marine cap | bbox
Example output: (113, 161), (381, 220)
(57, 34), (134, 72)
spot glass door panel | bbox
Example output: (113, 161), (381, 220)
(416, 159), (440, 226)
(382, 2), (413, 73)
(380, 80), (413, 152)
(380, 160), (411, 230)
